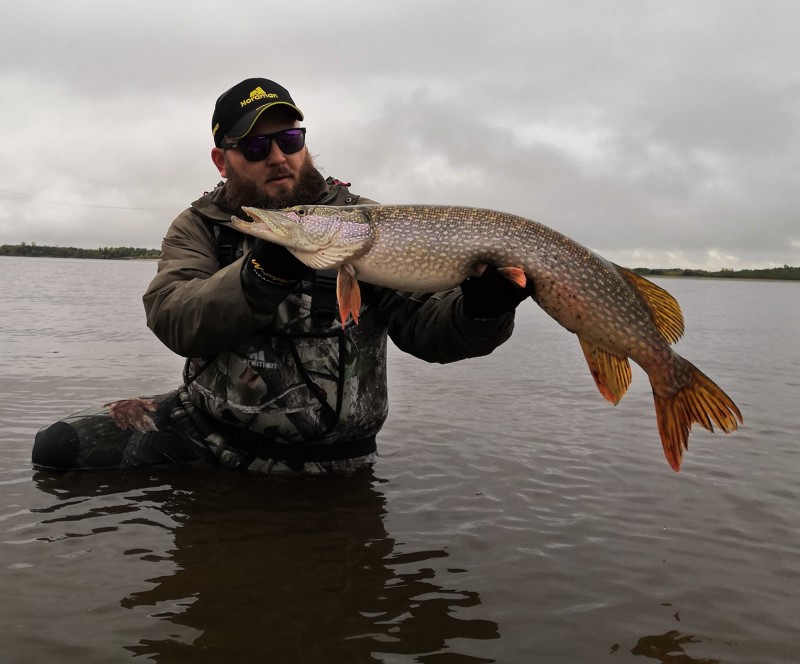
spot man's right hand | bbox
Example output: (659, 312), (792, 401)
(242, 239), (312, 290)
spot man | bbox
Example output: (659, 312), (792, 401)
(32, 77), (531, 474)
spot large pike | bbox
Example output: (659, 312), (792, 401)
(231, 204), (743, 471)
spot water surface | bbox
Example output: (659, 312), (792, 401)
(1, 256), (798, 662)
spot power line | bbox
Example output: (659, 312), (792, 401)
(0, 189), (174, 211)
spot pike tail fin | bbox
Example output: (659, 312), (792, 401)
(652, 361), (743, 472)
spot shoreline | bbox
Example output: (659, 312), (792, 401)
(2, 245), (798, 280)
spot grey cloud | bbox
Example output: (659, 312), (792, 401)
(1, 0), (798, 269)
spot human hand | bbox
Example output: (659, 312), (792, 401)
(460, 265), (534, 320)
(243, 239), (312, 290)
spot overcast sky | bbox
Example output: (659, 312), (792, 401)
(1, 0), (798, 269)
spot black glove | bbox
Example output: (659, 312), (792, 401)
(460, 265), (534, 320)
(242, 239), (312, 290)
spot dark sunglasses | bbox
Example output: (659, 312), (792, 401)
(220, 128), (307, 162)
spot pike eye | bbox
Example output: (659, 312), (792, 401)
(296, 208), (307, 216)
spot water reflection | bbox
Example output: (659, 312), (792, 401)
(33, 468), (498, 663)
(631, 630), (720, 664)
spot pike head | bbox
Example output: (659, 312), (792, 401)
(231, 205), (374, 270)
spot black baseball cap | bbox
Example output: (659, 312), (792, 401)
(211, 78), (304, 147)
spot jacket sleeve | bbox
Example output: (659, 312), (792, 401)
(142, 209), (293, 357)
(369, 286), (515, 364)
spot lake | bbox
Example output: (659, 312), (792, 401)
(1, 255), (798, 663)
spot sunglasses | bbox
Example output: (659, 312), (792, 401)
(220, 128), (307, 162)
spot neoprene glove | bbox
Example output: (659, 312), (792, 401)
(460, 265), (534, 320)
(242, 239), (312, 290)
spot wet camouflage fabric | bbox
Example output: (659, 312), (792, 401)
(32, 391), (208, 469)
(33, 387), (377, 475)
(186, 275), (389, 448)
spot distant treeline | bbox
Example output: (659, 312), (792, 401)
(0, 242), (161, 260)
(1, 243), (799, 279)
(632, 265), (800, 280)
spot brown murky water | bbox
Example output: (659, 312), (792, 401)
(1, 256), (798, 663)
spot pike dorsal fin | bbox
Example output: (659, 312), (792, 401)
(579, 338), (632, 405)
(615, 266), (685, 344)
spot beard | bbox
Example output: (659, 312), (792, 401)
(222, 151), (327, 211)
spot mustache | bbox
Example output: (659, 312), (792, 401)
(222, 152), (326, 210)
(264, 168), (292, 181)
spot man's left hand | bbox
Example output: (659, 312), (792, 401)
(460, 265), (534, 320)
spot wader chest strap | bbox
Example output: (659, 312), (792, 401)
(311, 269), (339, 326)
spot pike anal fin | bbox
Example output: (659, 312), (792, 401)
(579, 338), (632, 405)
(653, 362), (743, 472)
(336, 264), (361, 326)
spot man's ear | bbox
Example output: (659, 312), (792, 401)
(211, 147), (227, 178)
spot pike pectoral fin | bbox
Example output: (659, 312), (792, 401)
(579, 338), (632, 405)
(297, 245), (364, 270)
(336, 264), (361, 326)
(653, 361), (743, 472)
(497, 266), (527, 288)
(615, 266), (685, 344)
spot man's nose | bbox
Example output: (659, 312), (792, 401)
(265, 140), (287, 165)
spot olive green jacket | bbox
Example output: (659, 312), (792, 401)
(143, 177), (515, 446)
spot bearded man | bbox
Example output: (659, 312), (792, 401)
(32, 78), (531, 474)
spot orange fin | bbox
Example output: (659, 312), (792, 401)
(336, 264), (361, 326)
(579, 338), (632, 405)
(497, 266), (527, 288)
(615, 266), (685, 344)
(652, 361), (743, 472)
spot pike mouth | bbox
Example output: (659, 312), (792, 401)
(237, 207), (293, 238)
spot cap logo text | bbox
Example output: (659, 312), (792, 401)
(240, 87), (279, 107)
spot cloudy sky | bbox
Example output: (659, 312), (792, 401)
(2, 0), (798, 269)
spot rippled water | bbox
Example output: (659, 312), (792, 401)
(1, 255), (799, 663)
